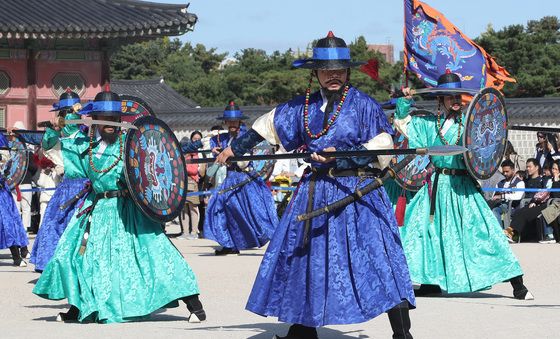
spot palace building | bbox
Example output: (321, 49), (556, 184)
(0, 0), (197, 129)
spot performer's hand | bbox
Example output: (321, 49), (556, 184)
(215, 147), (234, 165)
(311, 147), (336, 163)
(52, 118), (62, 131)
(402, 87), (415, 100)
(211, 147), (222, 155)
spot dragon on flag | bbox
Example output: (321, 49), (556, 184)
(404, 0), (515, 90)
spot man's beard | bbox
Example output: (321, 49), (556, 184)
(99, 128), (119, 144)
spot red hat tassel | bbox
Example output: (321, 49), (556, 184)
(395, 191), (407, 227)
(15, 185), (22, 202)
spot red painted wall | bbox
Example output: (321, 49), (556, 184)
(0, 53), (103, 129)
(0, 59), (27, 128)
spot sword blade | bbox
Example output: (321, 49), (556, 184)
(186, 145), (467, 164)
(65, 119), (138, 130)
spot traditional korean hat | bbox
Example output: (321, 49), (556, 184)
(79, 85), (134, 116)
(216, 101), (248, 121)
(431, 70), (475, 96)
(292, 31), (365, 70)
(50, 88), (81, 112)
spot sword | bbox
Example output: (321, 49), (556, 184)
(64, 119), (138, 130)
(296, 153), (419, 222)
(186, 145), (467, 164)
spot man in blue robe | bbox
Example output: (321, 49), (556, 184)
(216, 32), (415, 339)
(204, 102), (278, 255)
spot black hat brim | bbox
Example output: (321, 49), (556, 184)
(216, 116), (249, 121)
(296, 59), (365, 70)
(89, 111), (137, 116)
(420, 88), (479, 98)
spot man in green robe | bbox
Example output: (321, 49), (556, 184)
(394, 72), (533, 300)
(33, 90), (206, 323)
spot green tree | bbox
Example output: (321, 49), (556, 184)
(476, 16), (560, 97)
(110, 38), (181, 80)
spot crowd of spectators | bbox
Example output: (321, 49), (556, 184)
(490, 132), (560, 244)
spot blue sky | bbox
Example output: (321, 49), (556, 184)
(155, 0), (559, 57)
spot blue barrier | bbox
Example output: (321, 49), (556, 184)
(19, 187), (57, 193)
(482, 188), (560, 192)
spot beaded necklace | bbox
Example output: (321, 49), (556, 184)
(435, 102), (462, 145)
(88, 126), (123, 173)
(303, 73), (349, 139)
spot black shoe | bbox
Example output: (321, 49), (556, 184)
(187, 309), (207, 323)
(12, 258), (27, 267)
(510, 275), (534, 300)
(56, 306), (79, 322)
(183, 294), (206, 323)
(513, 288), (534, 300)
(20, 246), (30, 259)
(9, 246), (27, 267)
(274, 324), (318, 339)
(214, 248), (240, 256)
(413, 284), (441, 297)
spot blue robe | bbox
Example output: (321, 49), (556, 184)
(31, 123), (89, 271)
(0, 177), (28, 249)
(246, 87), (415, 327)
(204, 128), (278, 249)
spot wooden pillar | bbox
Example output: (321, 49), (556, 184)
(26, 49), (37, 130)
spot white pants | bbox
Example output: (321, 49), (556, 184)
(13, 184), (32, 231)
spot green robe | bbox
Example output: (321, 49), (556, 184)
(395, 98), (522, 293)
(33, 131), (199, 323)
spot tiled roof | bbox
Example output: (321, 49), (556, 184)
(0, 0), (197, 39)
(160, 106), (274, 132)
(112, 78), (198, 115)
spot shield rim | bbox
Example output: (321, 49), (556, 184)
(391, 109), (434, 192)
(120, 95), (156, 120)
(1, 134), (29, 190)
(124, 115), (187, 223)
(463, 87), (508, 180)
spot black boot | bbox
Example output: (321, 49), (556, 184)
(387, 302), (413, 339)
(9, 246), (26, 267)
(183, 294), (206, 323)
(56, 305), (79, 322)
(413, 284), (441, 297)
(510, 275), (534, 300)
(274, 324), (318, 339)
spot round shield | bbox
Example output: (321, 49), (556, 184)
(252, 141), (275, 181)
(463, 87), (508, 180)
(0, 134), (29, 190)
(390, 109), (434, 191)
(120, 95), (156, 123)
(124, 116), (186, 223)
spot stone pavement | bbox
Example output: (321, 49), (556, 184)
(1, 228), (559, 339)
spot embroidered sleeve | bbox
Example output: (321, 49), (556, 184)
(231, 129), (265, 157)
